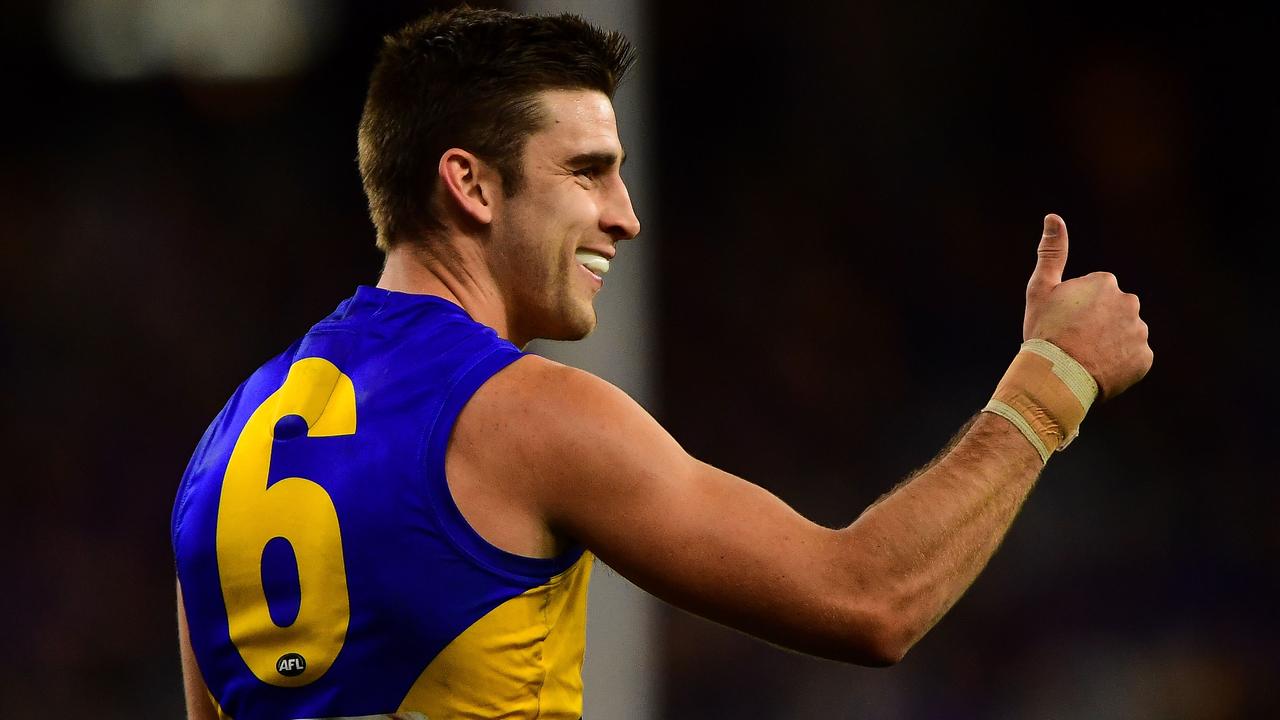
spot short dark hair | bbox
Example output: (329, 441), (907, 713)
(357, 7), (636, 251)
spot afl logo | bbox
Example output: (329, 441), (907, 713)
(276, 652), (307, 677)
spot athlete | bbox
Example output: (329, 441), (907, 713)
(172, 8), (1152, 720)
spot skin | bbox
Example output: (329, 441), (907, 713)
(179, 88), (1152, 711)
(376, 90), (640, 347)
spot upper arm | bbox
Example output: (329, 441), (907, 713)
(465, 357), (887, 662)
(176, 580), (219, 720)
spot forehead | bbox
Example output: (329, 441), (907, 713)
(527, 89), (622, 157)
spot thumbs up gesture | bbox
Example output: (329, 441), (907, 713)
(1023, 214), (1152, 400)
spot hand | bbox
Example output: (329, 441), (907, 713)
(1023, 214), (1152, 400)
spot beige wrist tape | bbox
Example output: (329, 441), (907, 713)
(982, 339), (1099, 464)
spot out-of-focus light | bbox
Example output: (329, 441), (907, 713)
(54, 0), (335, 81)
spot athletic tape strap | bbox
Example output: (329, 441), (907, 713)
(982, 339), (1098, 464)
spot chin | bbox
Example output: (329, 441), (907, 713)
(544, 304), (597, 342)
(550, 319), (596, 342)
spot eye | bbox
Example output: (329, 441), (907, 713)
(573, 167), (601, 180)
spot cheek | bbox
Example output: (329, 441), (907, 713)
(500, 187), (596, 280)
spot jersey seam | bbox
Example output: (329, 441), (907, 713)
(534, 585), (551, 719)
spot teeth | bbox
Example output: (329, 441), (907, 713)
(575, 250), (610, 276)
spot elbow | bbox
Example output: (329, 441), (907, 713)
(827, 603), (919, 667)
(857, 614), (915, 667)
(863, 635), (911, 668)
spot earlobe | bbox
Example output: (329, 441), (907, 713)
(438, 149), (494, 226)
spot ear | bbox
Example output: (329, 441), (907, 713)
(437, 148), (496, 226)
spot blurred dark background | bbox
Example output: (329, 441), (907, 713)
(3, 1), (1277, 717)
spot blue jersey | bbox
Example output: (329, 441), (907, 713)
(172, 286), (593, 719)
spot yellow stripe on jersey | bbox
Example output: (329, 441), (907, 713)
(398, 552), (595, 719)
(210, 690), (230, 720)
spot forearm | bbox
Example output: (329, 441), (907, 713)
(837, 411), (1043, 660)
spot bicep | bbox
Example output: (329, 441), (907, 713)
(523, 366), (881, 659)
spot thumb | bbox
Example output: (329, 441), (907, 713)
(1027, 213), (1069, 300)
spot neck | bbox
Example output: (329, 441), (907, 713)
(376, 241), (522, 346)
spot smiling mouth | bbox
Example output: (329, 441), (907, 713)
(575, 250), (610, 278)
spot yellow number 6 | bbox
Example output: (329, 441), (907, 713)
(216, 357), (355, 687)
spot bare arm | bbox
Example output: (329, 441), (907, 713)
(177, 580), (218, 720)
(832, 412), (1042, 661)
(456, 214), (1150, 665)
(468, 359), (1038, 664)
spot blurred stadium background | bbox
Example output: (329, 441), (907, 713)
(3, 1), (1277, 716)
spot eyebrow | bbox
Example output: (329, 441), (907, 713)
(566, 150), (627, 168)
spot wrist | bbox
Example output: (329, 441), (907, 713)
(981, 339), (1098, 464)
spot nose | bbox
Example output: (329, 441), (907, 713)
(602, 179), (641, 241)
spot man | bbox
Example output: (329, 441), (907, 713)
(172, 7), (1152, 719)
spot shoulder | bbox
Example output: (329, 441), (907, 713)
(445, 353), (658, 554)
(453, 353), (685, 507)
(460, 354), (645, 455)
(476, 353), (627, 403)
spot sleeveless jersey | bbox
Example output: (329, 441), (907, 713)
(172, 286), (593, 720)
